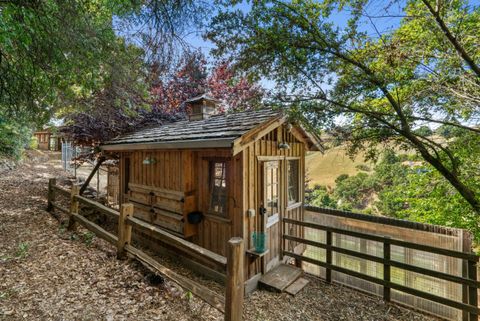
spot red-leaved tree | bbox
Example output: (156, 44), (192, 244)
(62, 51), (263, 147)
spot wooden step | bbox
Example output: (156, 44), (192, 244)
(284, 277), (309, 296)
(259, 264), (303, 292)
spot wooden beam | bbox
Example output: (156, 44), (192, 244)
(47, 178), (56, 211)
(125, 244), (225, 313)
(284, 251), (479, 315)
(225, 237), (244, 321)
(134, 232), (227, 284)
(128, 183), (185, 201)
(79, 157), (105, 195)
(284, 218), (478, 261)
(232, 116), (286, 156)
(52, 203), (69, 214)
(468, 260), (478, 321)
(383, 239), (391, 302)
(71, 213), (118, 245)
(126, 216), (227, 269)
(305, 206), (464, 236)
(75, 195), (120, 219)
(52, 184), (71, 198)
(117, 203), (133, 259)
(283, 234), (480, 287)
(68, 185), (79, 231)
(68, 210), (225, 312)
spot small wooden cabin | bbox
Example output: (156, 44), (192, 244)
(34, 128), (62, 151)
(101, 95), (322, 289)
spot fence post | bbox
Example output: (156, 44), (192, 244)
(326, 230), (332, 283)
(47, 178), (56, 212)
(383, 238), (391, 302)
(468, 259), (478, 321)
(67, 185), (79, 230)
(462, 231), (474, 321)
(117, 203), (133, 260)
(225, 237), (244, 321)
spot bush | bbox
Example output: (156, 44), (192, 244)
(0, 117), (32, 159)
(306, 184), (338, 208)
(28, 136), (38, 149)
(356, 164), (371, 172)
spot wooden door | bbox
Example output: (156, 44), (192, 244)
(262, 160), (281, 272)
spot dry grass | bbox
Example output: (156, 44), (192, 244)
(306, 148), (371, 188)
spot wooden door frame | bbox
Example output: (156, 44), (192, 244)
(258, 158), (283, 273)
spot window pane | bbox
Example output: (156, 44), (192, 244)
(288, 160), (299, 204)
(265, 161), (279, 217)
(210, 162), (227, 215)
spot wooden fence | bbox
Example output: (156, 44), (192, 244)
(283, 206), (479, 321)
(47, 178), (244, 321)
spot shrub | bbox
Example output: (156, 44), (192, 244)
(356, 164), (371, 172)
(0, 117), (32, 159)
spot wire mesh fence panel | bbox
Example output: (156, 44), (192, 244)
(298, 209), (468, 321)
(61, 142), (74, 173)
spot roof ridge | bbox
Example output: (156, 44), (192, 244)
(103, 108), (282, 146)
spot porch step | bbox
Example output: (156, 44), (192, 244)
(259, 264), (303, 292)
(284, 277), (309, 296)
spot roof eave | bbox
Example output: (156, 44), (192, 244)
(100, 138), (234, 152)
(299, 125), (324, 153)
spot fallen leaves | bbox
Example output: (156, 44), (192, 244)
(0, 153), (439, 321)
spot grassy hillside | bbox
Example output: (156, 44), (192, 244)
(306, 147), (371, 188)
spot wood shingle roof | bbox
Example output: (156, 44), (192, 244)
(101, 109), (282, 150)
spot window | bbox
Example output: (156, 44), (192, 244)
(209, 161), (227, 215)
(264, 161), (279, 217)
(287, 159), (299, 204)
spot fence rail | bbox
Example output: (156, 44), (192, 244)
(283, 216), (479, 320)
(47, 178), (243, 321)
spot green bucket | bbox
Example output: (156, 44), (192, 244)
(252, 232), (266, 253)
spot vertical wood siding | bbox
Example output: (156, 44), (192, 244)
(116, 123), (308, 281)
(242, 125), (306, 279)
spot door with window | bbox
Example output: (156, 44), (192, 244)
(261, 160), (281, 272)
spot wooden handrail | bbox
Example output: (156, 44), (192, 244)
(125, 244), (226, 313)
(73, 193), (227, 270)
(126, 215), (227, 269)
(74, 194), (119, 219)
(284, 251), (479, 315)
(304, 205), (464, 236)
(283, 218), (478, 261)
(72, 213), (118, 245)
(283, 217), (479, 318)
(47, 180), (243, 320)
(52, 184), (71, 197)
(283, 234), (480, 288)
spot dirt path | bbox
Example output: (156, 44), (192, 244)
(0, 153), (221, 321)
(0, 153), (437, 321)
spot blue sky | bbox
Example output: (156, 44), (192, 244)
(176, 1), (405, 90)
(181, 1), (407, 58)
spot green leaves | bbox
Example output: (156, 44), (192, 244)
(0, 116), (32, 159)
(208, 0), (480, 214)
(0, 1), (118, 125)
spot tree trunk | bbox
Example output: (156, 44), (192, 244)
(408, 134), (480, 214)
(421, 0), (480, 78)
